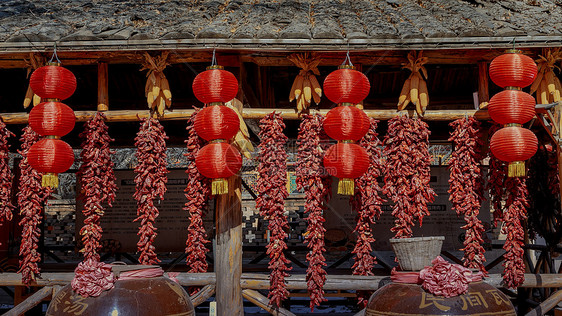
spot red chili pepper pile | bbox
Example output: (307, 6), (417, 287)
(17, 126), (52, 284)
(184, 109), (211, 274)
(78, 112), (117, 261)
(256, 112), (291, 308)
(351, 117), (385, 307)
(134, 117), (168, 265)
(0, 119), (14, 222)
(296, 114), (327, 310)
(487, 123), (507, 227)
(383, 116), (435, 238)
(448, 117), (487, 274)
(547, 146), (559, 197)
(503, 176), (528, 288)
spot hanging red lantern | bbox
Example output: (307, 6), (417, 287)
(489, 51), (537, 88)
(192, 66), (238, 104)
(29, 101), (76, 137)
(30, 64), (77, 100)
(193, 105), (240, 141)
(28, 138), (74, 187)
(490, 126), (537, 177)
(488, 90), (535, 125)
(195, 142), (242, 195)
(323, 106), (370, 141)
(323, 66), (370, 105)
(323, 142), (369, 195)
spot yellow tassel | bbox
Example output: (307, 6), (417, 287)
(212, 178), (228, 195)
(508, 161), (526, 177)
(337, 178), (354, 195)
(42, 173), (59, 188)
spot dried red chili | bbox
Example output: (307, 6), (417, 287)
(77, 112), (117, 261)
(487, 123), (507, 227)
(448, 117), (487, 274)
(351, 117), (385, 307)
(256, 112), (291, 308)
(503, 176), (528, 288)
(17, 126), (52, 284)
(184, 109), (211, 274)
(134, 117), (168, 265)
(296, 114), (327, 310)
(383, 116), (435, 239)
(0, 119), (14, 222)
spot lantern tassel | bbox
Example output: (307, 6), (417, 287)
(212, 178), (228, 195)
(42, 173), (59, 188)
(337, 178), (354, 195)
(508, 161), (526, 177)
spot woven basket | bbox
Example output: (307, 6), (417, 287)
(389, 236), (445, 271)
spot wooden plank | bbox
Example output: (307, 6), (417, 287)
(478, 61), (489, 109)
(5, 286), (52, 316)
(242, 289), (296, 316)
(525, 289), (562, 316)
(97, 62), (109, 111)
(189, 284), (216, 307)
(214, 176), (244, 316)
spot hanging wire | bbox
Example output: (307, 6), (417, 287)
(342, 50), (354, 67)
(211, 48), (217, 66)
(48, 42), (61, 64)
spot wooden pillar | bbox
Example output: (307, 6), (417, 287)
(97, 62), (109, 111)
(214, 176), (243, 316)
(478, 61), (489, 109)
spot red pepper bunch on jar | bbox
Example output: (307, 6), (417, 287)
(487, 123), (507, 227)
(133, 117), (169, 265)
(256, 112), (291, 308)
(503, 176), (529, 288)
(383, 115), (435, 238)
(0, 119), (14, 222)
(296, 114), (328, 310)
(17, 126), (52, 284)
(184, 109), (211, 274)
(448, 117), (487, 274)
(78, 112), (117, 261)
(351, 117), (385, 307)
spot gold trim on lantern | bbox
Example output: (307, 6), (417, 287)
(42, 173), (59, 188)
(504, 123), (522, 128)
(504, 86), (522, 91)
(505, 49), (522, 54)
(207, 65), (224, 70)
(339, 102), (353, 107)
(209, 102), (223, 106)
(46, 98), (60, 102)
(338, 65), (356, 70)
(210, 139), (226, 144)
(340, 140), (355, 144)
(45, 135), (61, 139)
(46, 62), (61, 66)
(508, 161), (526, 177)
(212, 178), (228, 195)
(337, 178), (354, 195)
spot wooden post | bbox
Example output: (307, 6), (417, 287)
(97, 62), (109, 112)
(214, 176), (243, 315)
(478, 61), (489, 109)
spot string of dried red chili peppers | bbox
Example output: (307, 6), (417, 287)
(77, 112), (117, 261)
(503, 176), (529, 288)
(351, 117), (385, 307)
(0, 119), (14, 222)
(383, 116), (435, 238)
(184, 109), (211, 274)
(256, 112), (291, 308)
(296, 114), (327, 310)
(17, 126), (52, 284)
(134, 117), (168, 265)
(448, 117), (487, 274)
(487, 123), (507, 227)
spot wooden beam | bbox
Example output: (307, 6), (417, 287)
(0, 108), (491, 125)
(525, 289), (562, 316)
(189, 285), (216, 307)
(478, 61), (489, 109)
(214, 176), (244, 316)
(242, 289), (296, 316)
(5, 286), (52, 316)
(97, 62), (109, 111)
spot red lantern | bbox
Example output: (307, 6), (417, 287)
(323, 67), (370, 105)
(28, 138), (74, 187)
(192, 66), (238, 104)
(193, 105), (240, 141)
(489, 51), (537, 88)
(490, 126), (537, 177)
(323, 142), (370, 195)
(488, 90), (535, 125)
(29, 102), (76, 137)
(324, 106), (370, 141)
(195, 142), (242, 195)
(30, 64), (77, 100)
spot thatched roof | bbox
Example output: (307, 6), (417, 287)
(1, 0), (562, 51)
